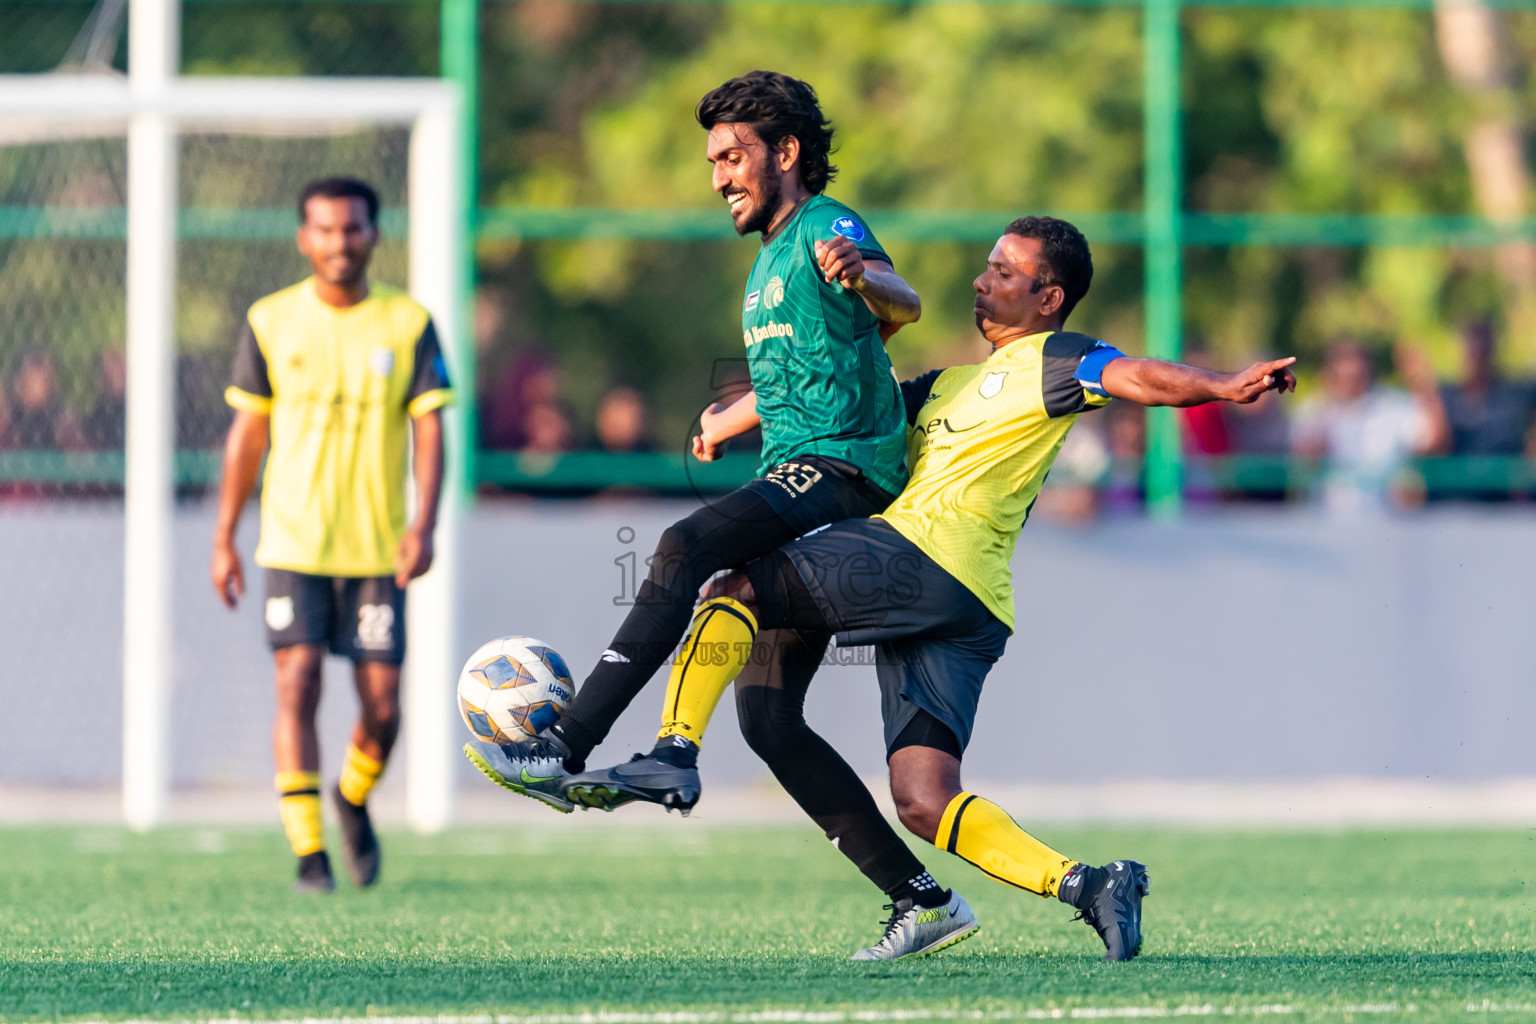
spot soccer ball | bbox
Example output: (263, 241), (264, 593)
(456, 636), (575, 745)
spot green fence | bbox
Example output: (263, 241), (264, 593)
(4, 0), (1534, 508)
(9, 449), (1536, 502)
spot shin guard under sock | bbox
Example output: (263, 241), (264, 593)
(936, 791), (1077, 897)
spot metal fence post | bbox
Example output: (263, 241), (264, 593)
(441, 0), (478, 497)
(1143, 0), (1184, 519)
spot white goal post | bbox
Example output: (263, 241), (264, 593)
(0, 72), (466, 835)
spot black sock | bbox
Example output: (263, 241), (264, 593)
(556, 490), (796, 765)
(887, 871), (948, 909)
(549, 719), (595, 773)
(763, 728), (924, 893)
(650, 735), (698, 768)
(738, 672), (926, 893)
(1058, 863), (1105, 909)
(553, 581), (699, 766)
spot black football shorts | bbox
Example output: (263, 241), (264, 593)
(264, 569), (407, 665)
(746, 518), (1010, 755)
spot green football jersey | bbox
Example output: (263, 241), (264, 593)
(740, 194), (909, 497)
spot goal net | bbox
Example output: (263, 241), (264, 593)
(0, 74), (464, 832)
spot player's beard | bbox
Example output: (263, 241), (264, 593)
(734, 164), (784, 238)
(318, 253), (369, 289)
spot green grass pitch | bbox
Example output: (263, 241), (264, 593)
(1, 824), (1532, 1022)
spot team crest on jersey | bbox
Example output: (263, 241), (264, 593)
(764, 276), (786, 309)
(370, 348), (395, 377)
(831, 216), (865, 242)
(745, 289), (760, 312)
(979, 371), (1008, 399)
(265, 596), (295, 631)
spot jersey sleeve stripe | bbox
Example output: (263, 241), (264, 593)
(407, 388), (454, 418)
(1073, 344), (1125, 397)
(225, 386), (272, 414)
(857, 247), (890, 267)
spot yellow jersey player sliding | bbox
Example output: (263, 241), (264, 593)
(568, 215), (1297, 961)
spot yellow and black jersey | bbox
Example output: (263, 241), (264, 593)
(877, 331), (1124, 630)
(225, 278), (453, 577)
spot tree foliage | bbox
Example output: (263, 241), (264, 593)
(3, 1), (1534, 447)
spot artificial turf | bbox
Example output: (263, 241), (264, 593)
(0, 824), (1532, 1022)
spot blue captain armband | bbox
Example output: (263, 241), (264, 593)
(1073, 343), (1126, 398)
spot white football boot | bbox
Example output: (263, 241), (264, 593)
(463, 736), (574, 813)
(851, 889), (979, 961)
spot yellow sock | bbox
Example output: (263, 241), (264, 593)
(337, 743), (386, 807)
(275, 770), (324, 857)
(936, 791), (1079, 898)
(657, 596), (757, 746)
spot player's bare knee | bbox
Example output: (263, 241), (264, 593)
(273, 648), (323, 712)
(891, 786), (946, 844)
(889, 758), (960, 844)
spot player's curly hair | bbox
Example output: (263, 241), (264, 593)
(1005, 216), (1094, 323)
(298, 177), (380, 227)
(696, 71), (837, 194)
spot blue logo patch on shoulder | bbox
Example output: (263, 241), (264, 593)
(831, 216), (866, 242)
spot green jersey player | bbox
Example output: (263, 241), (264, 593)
(738, 190), (910, 498)
(465, 71), (922, 811)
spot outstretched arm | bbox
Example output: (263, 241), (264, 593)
(1100, 356), (1296, 407)
(814, 237), (921, 327)
(693, 390), (760, 462)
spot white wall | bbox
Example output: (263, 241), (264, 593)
(2, 501), (1533, 793)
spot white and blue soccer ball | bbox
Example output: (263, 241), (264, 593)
(456, 635), (575, 745)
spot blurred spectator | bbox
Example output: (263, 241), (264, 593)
(522, 402), (575, 453)
(1179, 343), (1291, 456)
(1436, 319), (1536, 457)
(1178, 344), (1233, 506)
(1100, 400), (1146, 514)
(1291, 340), (1447, 515)
(480, 346), (575, 452)
(1033, 414), (1109, 525)
(1228, 388), (1290, 455)
(1177, 344), (1231, 456)
(177, 353), (229, 449)
(0, 371), (12, 449)
(595, 385), (654, 453)
(1177, 344), (1292, 503)
(8, 349), (84, 450)
(80, 348), (127, 449)
(1222, 387), (1292, 503)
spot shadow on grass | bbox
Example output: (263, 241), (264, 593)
(3, 951), (1534, 1019)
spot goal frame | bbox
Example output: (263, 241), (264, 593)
(0, 72), (467, 835)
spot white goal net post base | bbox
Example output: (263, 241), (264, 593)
(0, 74), (466, 835)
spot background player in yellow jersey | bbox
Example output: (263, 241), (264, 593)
(210, 177), (453, 893)
(577, 216), (1296, 960)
